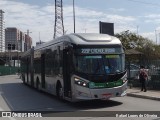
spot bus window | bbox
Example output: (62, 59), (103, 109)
(75, 55), (105, 75)
(104, 54), (125, 74)
(75, 54), (125, 75)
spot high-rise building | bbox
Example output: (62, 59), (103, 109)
(5, 27), (32, 52)
(20, 31), (25, 51)
(25, 34), (32, 51)
(0, 10), (5, 52)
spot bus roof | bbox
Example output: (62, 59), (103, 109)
(35, 33), (122, 50)
(68, 33), (121, 45)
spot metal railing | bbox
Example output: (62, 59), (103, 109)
(127, 60), (160, 90)
(0, 66), (19, 76)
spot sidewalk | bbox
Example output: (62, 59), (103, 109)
(127, 87), (160, 101)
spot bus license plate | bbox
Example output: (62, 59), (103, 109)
(102, 93), (112, 99)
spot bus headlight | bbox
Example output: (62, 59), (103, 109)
(123, 79), (127, 83)
(122, 76), (127, 83)
(74, 77), (88, 87)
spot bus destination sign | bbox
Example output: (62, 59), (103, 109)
(80, 48), (116, 54)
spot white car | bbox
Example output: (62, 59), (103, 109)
(126, 64), (140, 80)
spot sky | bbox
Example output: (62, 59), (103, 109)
(1, 0), (160, 46)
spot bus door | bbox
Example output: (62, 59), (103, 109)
(41, 54), (45, 88)
(63, 49), (72, 98)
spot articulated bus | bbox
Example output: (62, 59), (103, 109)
(21, 33), (127, 102)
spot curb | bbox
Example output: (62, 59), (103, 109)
(127, 93), (160, 101)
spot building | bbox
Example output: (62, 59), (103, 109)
(5, 28), (20, 51)
(5, 27), (32, 52)
(0, 10), (5, 52)
(25, 34), (32, 51)
(20, 31), (25, 52)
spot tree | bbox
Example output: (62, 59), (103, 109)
(115, 31), (160, 60)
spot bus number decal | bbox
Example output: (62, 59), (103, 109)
(81, 49), (90, 54)
(81, 48), (115, 54)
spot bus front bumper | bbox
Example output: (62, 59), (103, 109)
(73, 81), (127, 101)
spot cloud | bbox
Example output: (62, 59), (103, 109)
(1, 0), (137, 46)
(145, 14), (160, 19)
(144, 14), (160, 24)
(103, 15), (135, 24)
(64, 6), (136, 33)
(108, 8), (126, 12)
(0, 0), (54, 46)
(140, 32), (158, 44)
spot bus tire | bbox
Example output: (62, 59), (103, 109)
(56, 82), (63, 99)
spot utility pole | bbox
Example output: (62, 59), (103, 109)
(27, 29), (32, 36)
(73, 0), (75, 33)
(159, 33), (160, 45)
(54, 0), (64, 39)
(137, 25), (139, 35)
(155, 30), (157, 44)
(25, 29), (32, 51)
(39, 32), (41, 44)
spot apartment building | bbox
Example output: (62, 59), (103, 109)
(0, 10), (5, 52)
(5, 27), (32, 52)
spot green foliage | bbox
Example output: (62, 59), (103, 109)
(115, 31), (160, 60)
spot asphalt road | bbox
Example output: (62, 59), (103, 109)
(0, 75), (160, 120)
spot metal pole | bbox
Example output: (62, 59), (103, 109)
(159, 33), (160, 45)
(155, 30), (157, 44)
(73, 0), (75, 33)
(137, 25), (139, 35)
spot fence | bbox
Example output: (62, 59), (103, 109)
(127, 60), (160, 90)
(0, 66), (19, 76)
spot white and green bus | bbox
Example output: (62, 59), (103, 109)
(21, 33), (127, 102)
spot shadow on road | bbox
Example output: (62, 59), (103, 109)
(0, 81), (123, 112)
(69, 99), (122, 109)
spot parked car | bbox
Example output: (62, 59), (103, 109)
(148, 65), (160, 75)
(126, 64), (150, 80)
(126, 64), (140, 80)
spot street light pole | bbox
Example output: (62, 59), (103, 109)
(155, 30), (157, 44)
(159, 33), (160, 45)
(73, 0), (75, 33)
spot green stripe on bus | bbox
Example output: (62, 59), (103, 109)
(89, 79), (123, 88)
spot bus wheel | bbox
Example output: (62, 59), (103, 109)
(56, 83), (63, 99)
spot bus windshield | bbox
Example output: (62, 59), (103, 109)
(75, 54), (125, 75)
